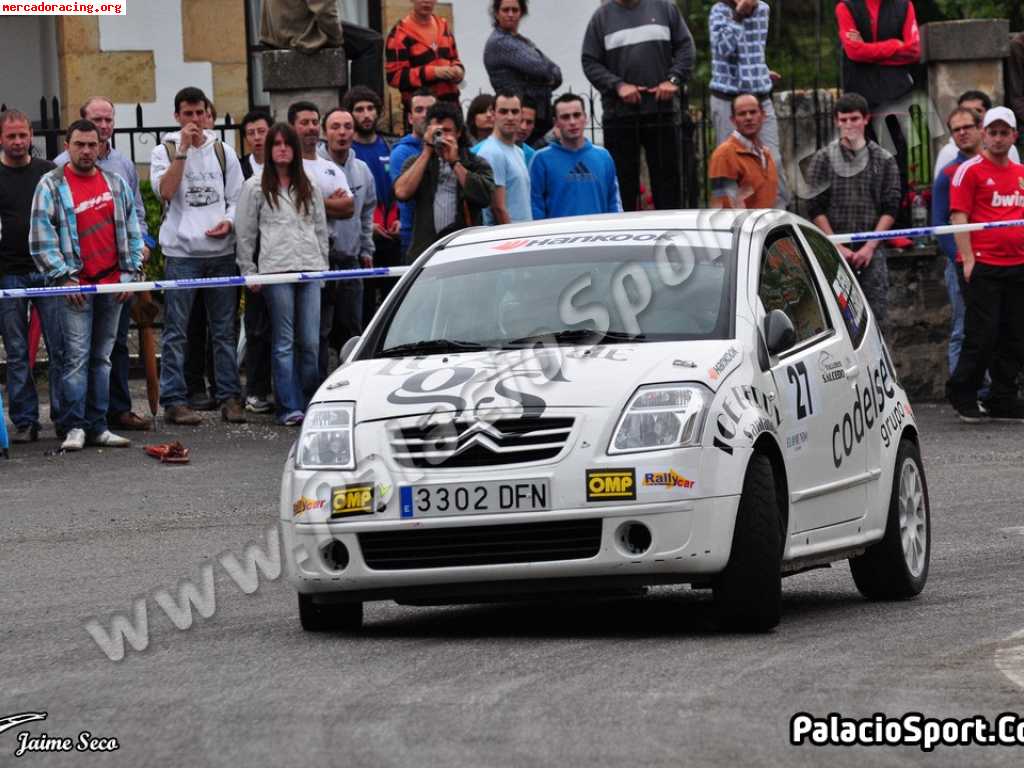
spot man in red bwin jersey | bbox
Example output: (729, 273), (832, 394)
(947, 107), (1024, 423)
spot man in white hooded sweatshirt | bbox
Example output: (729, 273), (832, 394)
(150, 86), (246, 425)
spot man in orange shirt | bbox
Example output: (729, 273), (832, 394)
(385, 0), (464, 114)
(708, 94), (780, 209)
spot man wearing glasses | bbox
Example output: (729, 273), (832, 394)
(932, 106), (983, 382)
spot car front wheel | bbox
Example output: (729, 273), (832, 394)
(298, 594), (364, 632)
(713, 453), (783, 632)
(849, 438), (930, 600)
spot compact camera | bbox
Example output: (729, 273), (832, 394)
(431, 128), (446, 152)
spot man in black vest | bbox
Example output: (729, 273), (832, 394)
(836, 0), (921, 201)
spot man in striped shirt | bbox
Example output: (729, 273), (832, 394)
(385, 0), (464, 117)
(582, 0), (695, 212)
(708, 1), (784, 200)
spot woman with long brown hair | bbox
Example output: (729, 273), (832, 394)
(235, 122), (329, 425)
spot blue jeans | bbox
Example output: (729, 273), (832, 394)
(0, 272), (65, 429)
(160, 256), (241, 408)
(264, 282), (321, 420)
(107, 302), (133, 416)
(59, 293), (121, 435)
(944, 259), (965, 375)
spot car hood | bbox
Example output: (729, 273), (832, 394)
(317, 341), (745, 421)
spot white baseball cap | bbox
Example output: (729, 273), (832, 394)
(983, 106), (1017, 130)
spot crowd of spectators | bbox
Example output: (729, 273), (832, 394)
(2, 0), (1024, 453)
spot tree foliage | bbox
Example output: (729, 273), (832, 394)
(677, 0), (1021, 94)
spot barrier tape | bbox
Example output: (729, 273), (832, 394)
(0, 266), (411, 300)
(4, 217), (1024, 299)
(827, 218), (1024, 244)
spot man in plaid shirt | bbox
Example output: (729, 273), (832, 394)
(804, 93), (901, 323)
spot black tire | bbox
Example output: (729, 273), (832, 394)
(713, 453), (783, 632)
(849, 438), (930, 600)
(298, 594), (364, 632)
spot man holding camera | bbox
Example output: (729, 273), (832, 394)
(393, 102), (495, 262)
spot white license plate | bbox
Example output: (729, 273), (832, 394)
(400, 479), (550, 518)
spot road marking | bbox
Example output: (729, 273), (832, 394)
(999, 527), (1024, 536)
(995, 629), (1024, 691)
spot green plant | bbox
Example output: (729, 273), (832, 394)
(140, 179), (165, 282)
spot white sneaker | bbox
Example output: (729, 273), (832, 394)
(89, 430), (131, 448)
(245, 395), (273, 414)
(61, 428), (86, 451)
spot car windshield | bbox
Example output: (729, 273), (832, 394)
(376, 231), (734, 355)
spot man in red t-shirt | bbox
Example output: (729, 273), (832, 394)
(29, 120), (144, 451)
(947, 107), (1024, 422)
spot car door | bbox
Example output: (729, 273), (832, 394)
(798, 225), (887, 496)
(755, 226), (867, 533)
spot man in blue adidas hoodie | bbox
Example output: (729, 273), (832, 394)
(530, 93), (622, 220)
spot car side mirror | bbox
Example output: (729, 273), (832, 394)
(340, 335), (361, 363)
(764, 310), (796, 355)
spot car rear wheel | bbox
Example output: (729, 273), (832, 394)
(713, 453), (783, 632)
(298, 594), (364, 632)
(849, 438), (930, 600)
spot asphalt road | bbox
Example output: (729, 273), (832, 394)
(2, 401), (1023, 767)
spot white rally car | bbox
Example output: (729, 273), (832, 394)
(280, 210), (930, 632)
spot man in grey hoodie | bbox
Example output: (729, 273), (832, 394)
(150, 86), (246, 425)
(582, 0), (695, 212)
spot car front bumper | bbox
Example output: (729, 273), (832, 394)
(281, 495), (740, 601)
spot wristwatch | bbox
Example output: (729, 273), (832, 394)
(668, 75), (682, 87)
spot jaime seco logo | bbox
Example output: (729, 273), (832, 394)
(0, 711), (120, 758)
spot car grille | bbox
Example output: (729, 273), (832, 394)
(358, 519), (603, 570)
(389, 414), (574, 468)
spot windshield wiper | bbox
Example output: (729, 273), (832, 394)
(379, 338), (487, 357)
(501, 329), (646, 348)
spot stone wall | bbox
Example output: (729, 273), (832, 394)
(56, 18), (155, 127)
(56, 0), (247, 128)
(886, 247), (951, 402)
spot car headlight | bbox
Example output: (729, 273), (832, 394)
(296, 402), (356, 469)
(608, 384), (710, 454)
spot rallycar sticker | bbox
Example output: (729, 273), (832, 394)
(331, 483), (375, 517)
(586, 468), (636, 502)
(642, 470), (695, 490)
(292, 496), (325, 517)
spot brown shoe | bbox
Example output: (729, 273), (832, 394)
(220, 398), (247, 424)
(113, 411), (152, 431)
(165, 404), (203, 426)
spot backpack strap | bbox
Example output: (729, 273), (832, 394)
(212, 140), (227, 187)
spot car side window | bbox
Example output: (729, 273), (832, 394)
(800, 226), (868, 348)
(757, 229), (829, 345)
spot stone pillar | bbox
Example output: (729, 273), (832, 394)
(774, 88), (837, 212)
(259, 48), (347, 121)
(922, 19), (1011, 158)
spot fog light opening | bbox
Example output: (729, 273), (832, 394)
(617, 522), (652, 557)
(321, 540), (350, 572)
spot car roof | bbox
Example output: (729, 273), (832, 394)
(443, 210), (777, 248)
